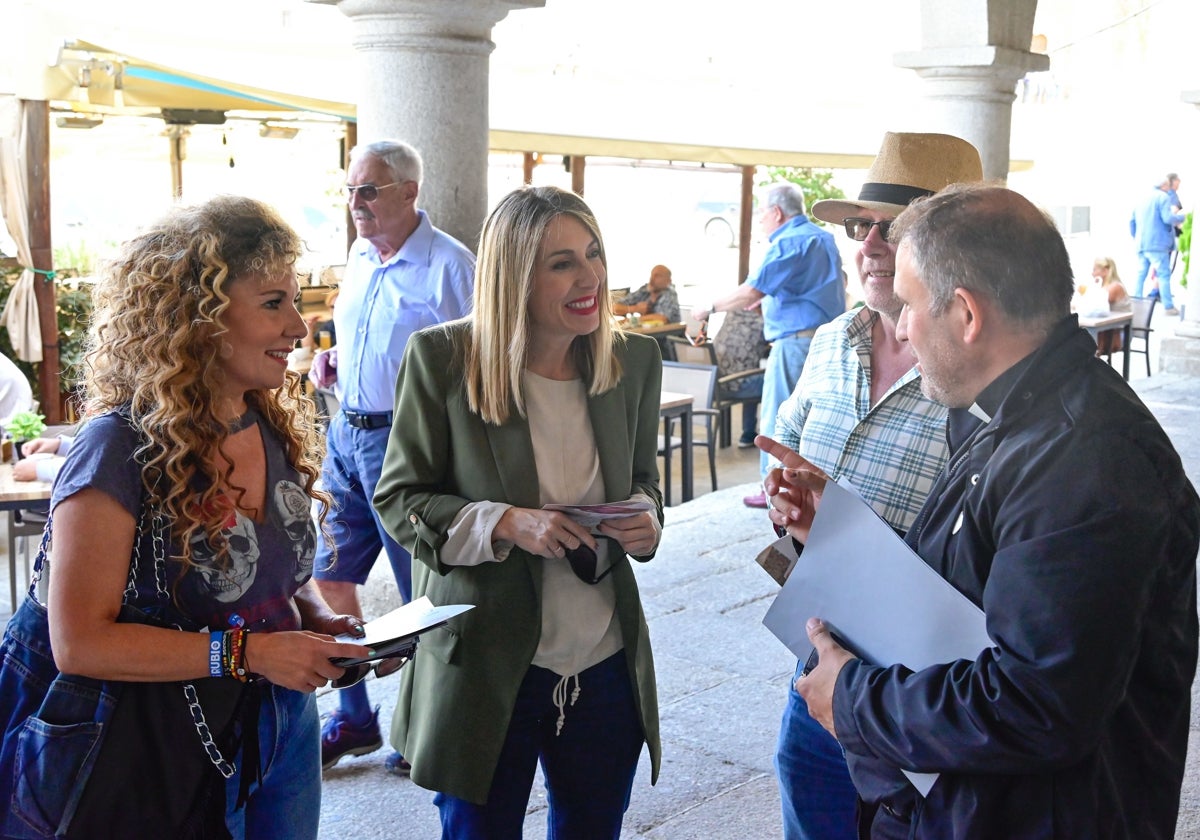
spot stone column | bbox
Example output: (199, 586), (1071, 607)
(309, 0), (544, 250)
(1160, 90), (1200, 376)
(895, 0), (1047, 182)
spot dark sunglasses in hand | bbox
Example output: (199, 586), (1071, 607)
(331, 643), (415, 690)
(842, 217), (893, 242)
(564, 543), (613, 585)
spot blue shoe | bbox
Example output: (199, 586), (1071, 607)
(384, 750), (412, 777)
(321, 706), (382, 770)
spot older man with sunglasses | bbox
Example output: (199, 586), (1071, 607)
(759, 133), (983, 840)
(309, 139), (475, 776)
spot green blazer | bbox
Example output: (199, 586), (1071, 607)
(374, 321), (664, 804)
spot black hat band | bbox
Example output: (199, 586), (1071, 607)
(857, 183), (935, 206)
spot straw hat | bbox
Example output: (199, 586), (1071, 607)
(810, 132), (983, 224)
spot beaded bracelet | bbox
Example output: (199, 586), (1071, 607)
(226, 628), (250, 682)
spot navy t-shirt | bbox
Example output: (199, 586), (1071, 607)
(51, 409), (316, 633)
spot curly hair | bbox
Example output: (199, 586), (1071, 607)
(84, 195), (331, 574)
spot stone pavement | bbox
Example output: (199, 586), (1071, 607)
(319, 371), (1200, 840)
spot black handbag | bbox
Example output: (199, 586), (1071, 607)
(3, 507), (253, 840)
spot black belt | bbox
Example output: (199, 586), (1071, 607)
(343, 410), (393, 430)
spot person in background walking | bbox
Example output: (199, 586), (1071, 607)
(1130, 172), (1185, 316)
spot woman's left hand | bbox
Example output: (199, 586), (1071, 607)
(598, 512), (659, 557)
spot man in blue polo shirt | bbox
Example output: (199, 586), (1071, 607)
(695, 182), (843, 507)
(310, 139), (475, 775)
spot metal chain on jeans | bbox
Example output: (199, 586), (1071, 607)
(34, 504), (238, 780)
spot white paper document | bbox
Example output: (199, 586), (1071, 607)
(762, 478), (994, 796)
(332, 596), (474, 666)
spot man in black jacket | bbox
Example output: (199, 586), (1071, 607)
(766, 183), (1200, 838)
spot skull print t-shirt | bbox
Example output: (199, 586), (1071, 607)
(51, 408), (317, 633)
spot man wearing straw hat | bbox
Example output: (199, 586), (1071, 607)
(760, 132), (983, 840)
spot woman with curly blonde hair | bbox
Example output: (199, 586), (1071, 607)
(33, 196), (372, 838)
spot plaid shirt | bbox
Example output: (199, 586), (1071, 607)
(774, 306), (948, 533)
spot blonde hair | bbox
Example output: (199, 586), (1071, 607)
(465, 186), (623, 425)
(85, 195), (331, 573)
(1093, 256), (1122, 287)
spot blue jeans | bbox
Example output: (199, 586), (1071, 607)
(225, 686), (320, 840)
(1135, 249), (1175, 310)
(313, 412), (412, 601)
(0, 596), (114, 839)
(776, 661), (857, 840)
(434, 651), (644, 840)
(760, 337), (813, 478)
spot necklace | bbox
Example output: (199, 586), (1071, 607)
(228, 408), (256, 434)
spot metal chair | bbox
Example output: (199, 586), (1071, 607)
(659, 361), (719, 500)
(313, 387), (340, 433)
(1102, 297), (1155, 377)
(664, 336), (763, 447)
(1127, 296), (1156, 377)
(8, 508), (45, 612)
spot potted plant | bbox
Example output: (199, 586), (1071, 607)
(6, 410), (47, 460)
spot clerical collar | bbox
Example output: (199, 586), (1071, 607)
(946, 353), (1037, 453)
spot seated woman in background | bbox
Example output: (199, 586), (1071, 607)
(612, 263), (681, 323)
(1092, 256), (1131, 356)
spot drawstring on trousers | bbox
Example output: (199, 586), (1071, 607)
(552, 673), (581, 736)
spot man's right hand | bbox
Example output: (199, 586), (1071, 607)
(756, 435), (829, 543)
(310, 347), (337, 389)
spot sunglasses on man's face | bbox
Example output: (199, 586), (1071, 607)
(344, 182), (400, 203)
(843, 217), (893, 242)
(564, 543), (613, 585)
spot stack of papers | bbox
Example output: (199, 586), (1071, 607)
(543, 499), (655, 530)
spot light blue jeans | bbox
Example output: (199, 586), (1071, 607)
(759, 336), (813, 478)
(225, 685), (321, 840)
(1135, 249), (1175, 310)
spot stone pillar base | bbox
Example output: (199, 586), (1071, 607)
(1161, 322), (1200, 376)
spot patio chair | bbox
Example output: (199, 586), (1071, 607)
(659, 361), (719, 501)
(7, 508), (45, 613)
(313, 387), (340, 433)
(665, 336), (763, 447)
(1100, 297), (1155, 378)
(1127, 295), (1156, 377)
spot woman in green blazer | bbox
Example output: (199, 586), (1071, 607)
(374, 186), (663, 837)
